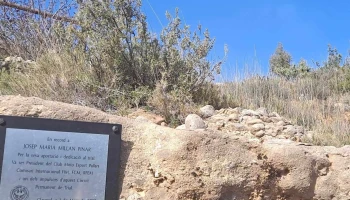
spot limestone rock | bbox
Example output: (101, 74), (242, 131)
(225, 123), (248, 131)
(246, 118), (264, 126)
(256, 107), (268, 116)
(241, 109), (259, 116)
(255, 130), (265, 138)
(276, 120), (285, 126)
(185, 114), (206, 130)
(199, 105), (215, 118)
(250, 123), (265, 132)
(228, 113), (239, 122)
(283, 125), (297, 136)
(260, 116), (273, 123)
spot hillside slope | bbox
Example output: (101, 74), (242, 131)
(0, 95), (349, 200)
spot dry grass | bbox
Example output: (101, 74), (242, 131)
(0, 50), (123, 112)
(220, 74), (350, 146)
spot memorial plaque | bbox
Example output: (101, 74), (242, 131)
(0, 115), (122, 200)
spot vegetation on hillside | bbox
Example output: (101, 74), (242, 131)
(1, 0), (350, 146)
(224, 43), (350, 146)
(0, 0), (231, 123)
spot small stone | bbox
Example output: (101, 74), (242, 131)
(246, 118), (264, 126)
(284, 125), (295, 130)
(270, 117), (284, 123)
(185, 114), (206, 130)
(127, 193), (142, 200)
(154, 171), (160, 178)
(230, 123), (248, 131)
(240, 115), (258, 123)
(161, 122), (167, 126)
(277, 135), (288, 139)
(216, 121), (225, 127)
(255, 130), (265, 138)
(265, 129), (274, 136)
(208, 114), (226, 123)
(256, 107), (268, 116)
(268, 129), (279, 137)
(264, 123), (274, 130)
(276, 126), (284, 132)
(261, 116), (273, 123)
(200, 105), (215, 118)
(228, 113), (239, 121)
(251, 123), (265, 132)
(231, 107), (242, 114)
(283, 125), (297, 136)
(241, 109), (260, 116)
(276, 121), (285, 126)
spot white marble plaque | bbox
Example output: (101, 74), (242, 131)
(0, 128), (109, 200)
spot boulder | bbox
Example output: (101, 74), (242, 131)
(185, 114), (206, 130)
(199, 105), (215, 118)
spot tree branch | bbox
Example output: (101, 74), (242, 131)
(0, 1), (77, 23)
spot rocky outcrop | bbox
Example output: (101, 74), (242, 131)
(0, 96), (349, 199)
(183, 106), (310, 142)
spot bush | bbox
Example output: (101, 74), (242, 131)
(269, 43), (311, 79)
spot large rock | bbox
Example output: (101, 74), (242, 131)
(199, 105), (215, 118)
(0, 96), (349, 199)
(185, 114), (206, 130)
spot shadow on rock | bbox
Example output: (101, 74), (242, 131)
(118, 140), (134, 197)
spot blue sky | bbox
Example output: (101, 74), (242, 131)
(142, 0), (350, 81)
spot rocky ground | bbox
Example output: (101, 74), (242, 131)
(0, 95), (349, 200)
(177, 105), (311, 143)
